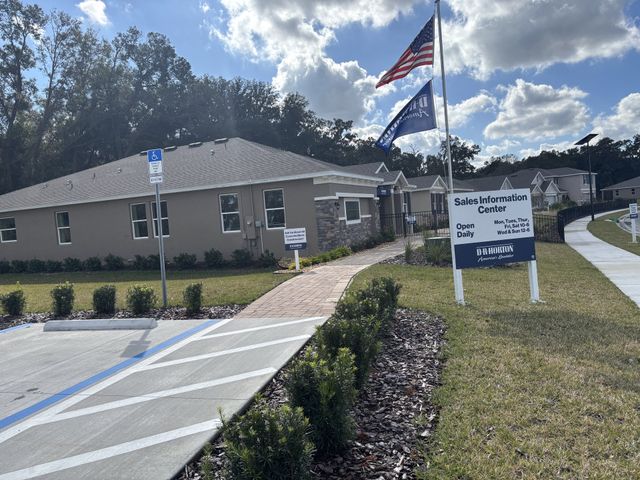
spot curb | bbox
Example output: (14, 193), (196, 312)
(43, 318), (157, 331)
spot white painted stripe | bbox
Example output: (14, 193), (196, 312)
(0, 318), (234, 445)
(140, 335), (311, 371)
(0, 419), (222, 480)
(44, 368), (276, 424)
(194, 316), (325, 341)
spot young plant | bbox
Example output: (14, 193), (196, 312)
(1, 285), (26, 316)
(183, 283), (203, 315)
(51, 282), (75, 316)
(93, 285), (116, 315)
(126, 285), (157, 315)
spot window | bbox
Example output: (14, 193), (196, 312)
(615, 190), (619, 196)
(632, 188), (636, 196)
(220, 193), (241, 232)
(345, 199), (361, 224)
(0, 217), (17, 243)
(56, 211), (71, 245)
(130, 203), (149, 239)
(264, 189), (285, 229)
(583, 174), (590, 185)
(151, 201), (170, 237)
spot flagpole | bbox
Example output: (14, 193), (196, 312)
(436, 0), (465, 305)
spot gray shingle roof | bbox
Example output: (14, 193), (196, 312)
(600, 175), (640, 190)
(407, 175), (441, 189)
(543, 167), (589, 176)
(342, 162), (386, 176)
(0, 138), (382, 213)
(460, 176), (508, 192)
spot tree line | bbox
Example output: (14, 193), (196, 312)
(1, 0), (638, 196)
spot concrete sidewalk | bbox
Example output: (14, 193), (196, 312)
(564, 212), (640, 308)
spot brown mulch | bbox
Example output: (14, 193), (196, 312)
(178, 308), (445, 480)
(0, 304), (244, 331)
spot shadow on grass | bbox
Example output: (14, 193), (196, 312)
(486, 308), (640, 394)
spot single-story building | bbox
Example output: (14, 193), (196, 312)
(0, 138), (385, 263)
(601, 175), (640, 201)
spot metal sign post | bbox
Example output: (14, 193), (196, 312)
(284, 228), (307, 272)
(630, 203), (638, 243)
(147, 149), (168, 307)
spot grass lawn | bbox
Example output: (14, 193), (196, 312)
(351, 242), (640, 479)
(0, 269), (293, 312)
(587, 211), (640, 257)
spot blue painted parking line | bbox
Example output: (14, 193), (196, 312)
(0, 320), (217, 431)
(0, 323), (31, 335)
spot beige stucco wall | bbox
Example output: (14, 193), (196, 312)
(556, 174), (595, 204)
(605, 186), (639, 201)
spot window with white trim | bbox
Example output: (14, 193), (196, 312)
(264, 189), (285, 229)
(583, 174), (590, 185)
(0, 217), (17, 243)
(345, 199), (361, 224)
(220, 193), (241, 232)
(130, 203), (149, 239)
(151, 201), (170, 237)
(55, 211), (71, 244)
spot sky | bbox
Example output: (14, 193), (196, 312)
(38, 0), (640, 166)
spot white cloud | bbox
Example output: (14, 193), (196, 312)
(484, 79), (589, 141)
(519, 141), (576, 159)
(210, 0), (420, 124)
(200, 1), (211, 14)
(483, 139), (521, 158)
(442, 0), (640, 79)
(76, 0), (109, 26)
(593, 92), (640, 140)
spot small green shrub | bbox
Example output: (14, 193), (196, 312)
(51, 282), (74, 316)
(63, 257), (83, 272)
(224, 402), (314, 480)
(132, 254), (150, 270)
(126, 285), (157, 315)
(232, 248), (253, 268)
(286, 348), (356, 456)
(27, 259), (46, 273)
(147, 254), (161, 270)
(356, 277), (401, 327)
(257, 250), (278, 268)
(173, 253), (197, 270)
(93, 285), (116, 315)
(183, 283), (203, 315)
(204, 248), (225, 268)
(104, 253), (125, 271)
(404, 239), (414, 264)
(1, 286), (26, 316)
(423, 237), (452, 266)
(317, 314), (381, 388)
(45, 260), (63, 273)
(83, 256), (102, 271)
(11, 260), (28, 273)
(381, 228), (396, 242)
(0, 260), (11, 274)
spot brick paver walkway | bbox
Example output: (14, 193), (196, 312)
(236, 240), (405, 319)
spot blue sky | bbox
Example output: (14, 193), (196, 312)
(38, 0), (640, 165)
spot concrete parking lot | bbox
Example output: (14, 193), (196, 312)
(0, 316), (325, 480)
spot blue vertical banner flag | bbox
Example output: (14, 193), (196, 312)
(375, 80), (437, 154)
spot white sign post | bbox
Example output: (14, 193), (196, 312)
(449, 188), (540, 303)
(147, 148), (167, 307)
(630, 203), (638, 243)
(284, 228), (307, 272)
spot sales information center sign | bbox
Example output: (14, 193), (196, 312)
(449, 189), (536, 269)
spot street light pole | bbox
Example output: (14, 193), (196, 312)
(575, 133), (598, 221)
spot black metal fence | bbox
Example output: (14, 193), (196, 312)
(556, 199), (629, 240)
(532, 214), (562, 243)
(380, 211), (449, 238)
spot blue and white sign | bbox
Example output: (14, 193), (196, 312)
(377, 186), (392, 197)
(147, 149), (163, 176)
(284, 228), (307, 251)
(449, 189), (536, 269)
(630, 203), (638, 219)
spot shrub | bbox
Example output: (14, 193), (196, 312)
(1, 286), (26, 316)
(0, 260), (11, 274)
(316, 314), (381, 388)
(126, 285), (157, 315)
(286, 348), (356, 456)
(132, 254), (150, 270)
(27, 259), (46, 273)
(83, 256), (102, 271)
(173, 253), (197, 270)
(423, 237), (452, 266)
(183, 283), (203, 315)
(45, 260), (63, 273)
(224, 401), (314, 480)
(257, 250), (278, 268)
(232, 248), (253, 268)
(381, 228), (396, 242)
(147, 254), (161, 270)
(51, 282), (74, 316)
(104, 253), (125, 271)
(63, 257), (82, 272)
(93, 285), (116, 315)
(404, 239), (414, 264)
(204, 248), (225, 268)
(11, 260), (28, 273)
(356, 277), (401, 327)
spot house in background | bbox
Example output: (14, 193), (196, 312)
(601, 175), (640, 201)
(406, 175), (449, 214)
(0, 138), (384, 263)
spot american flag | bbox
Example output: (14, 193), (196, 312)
(376, 15), (434, 88)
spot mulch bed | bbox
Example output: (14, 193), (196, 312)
(0, 304), (244, 331)
(178, 308), (445, 480)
